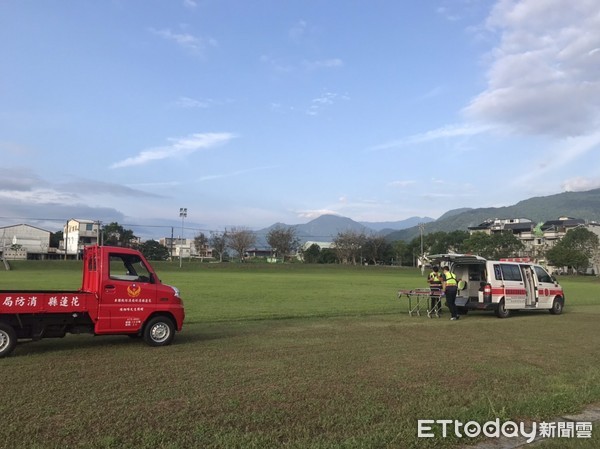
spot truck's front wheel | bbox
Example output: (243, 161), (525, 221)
(0, 322), (17, 358)
(143, 316), (175, 347)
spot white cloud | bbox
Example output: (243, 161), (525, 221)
(259, 54), (293, 73)
(303, 58), (344, 71)
(369, 123), (491, 151)
(151, 28), (217, 53)
(417, 86), (444, 101)
(0, 189), (76, 204)
(0, 167), (48, 191)
(173, 96), (211, 108)
(195, 166), (277, 182)
(58, 179), (162, 198)
(110, 132), (236, 169)
(464, 0), (600, 138)
(562, 177), (600, 192)
(289, 20), (308, 43)
(306, 91), (350, 116)
(511, 130), (600, 187)
(297, 209), (340, 219)
(388, 180), (416, 188)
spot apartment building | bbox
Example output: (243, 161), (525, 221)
(468, 217), (587, 258)
(63, 219), (100, 256)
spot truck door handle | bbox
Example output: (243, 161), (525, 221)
(104, 285), (116, 292)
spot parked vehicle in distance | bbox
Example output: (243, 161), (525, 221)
(428, 254), (565, 318)
(0, 245), (185, 357)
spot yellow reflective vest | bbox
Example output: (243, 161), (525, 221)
(428, 271), (442, 284)
(444, 271), (457, 287)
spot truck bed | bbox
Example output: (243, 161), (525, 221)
(1, 291), (95, 314)
(1, 290), (82, 293)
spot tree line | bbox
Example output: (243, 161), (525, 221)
(91, 222), (599, 273)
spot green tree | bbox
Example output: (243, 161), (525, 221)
(392, 240), (408, 266)
(362, 235), (386, 265)
(137, 240), (170, 261)
(50, 231), (63, 249)
(102, 222), (137, 247)
(194, 232), (209, 261)
(210, 231), (228, 262)
(463, 232), (524, 259)
(446, 230), (470, 253)
(227, 227), (256, 262)
(333, 230), (366, 265)
(303, 243), (321, 264)
(546, 227), (599, 273)
(406, 237), (423, 266)
(266, 225), (299, 262)
(319, 248), (337, 264)
(421, 230), (470, 255)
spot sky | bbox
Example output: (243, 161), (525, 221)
(1, 0), (600, 239)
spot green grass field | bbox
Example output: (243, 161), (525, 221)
(1, 261), (599, 449)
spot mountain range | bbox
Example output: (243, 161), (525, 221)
(255, 188), (600, 245)
(254, 215), (434, 245)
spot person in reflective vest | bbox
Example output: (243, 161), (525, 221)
(442, 266), (459, 320)
(427, 266), (443, 313)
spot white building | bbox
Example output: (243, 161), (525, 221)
(63, 219), (100, 256)
(583, 222), (600, 275)
(0, 224), (52, 259)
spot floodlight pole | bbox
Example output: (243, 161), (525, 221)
(179, 207), (187, 268)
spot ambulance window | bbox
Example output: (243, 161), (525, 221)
(501, 264), (523, 281)
(494, 264), (502, 280)
(534, 266), (553, 283)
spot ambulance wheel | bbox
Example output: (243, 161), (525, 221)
(143, 316), (175, 347)
(549, 298), (564, 315)
(496, 300), (511, 318)
(0, 322), (17, 358)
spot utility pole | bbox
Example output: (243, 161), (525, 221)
(419, 222), (425, 275)
(170, 227), (174, 262)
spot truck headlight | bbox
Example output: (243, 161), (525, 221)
(169, 285), (181, 298)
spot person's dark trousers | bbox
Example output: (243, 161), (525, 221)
(445, 286), (458, 318)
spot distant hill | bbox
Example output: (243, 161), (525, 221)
(437, 208), (473, 221)
(385, 188), (600, 242)
(253, 188), (600, 246)
(254, 214), (434, 245)
(359, 216), (434, 232)
(255, 215), (368, 245)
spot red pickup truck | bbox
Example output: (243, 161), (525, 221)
(0, 245), (185, 358)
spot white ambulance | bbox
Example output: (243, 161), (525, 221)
(428, 254), (565, 318)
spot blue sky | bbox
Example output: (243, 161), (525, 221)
(2, 0), (600, 238)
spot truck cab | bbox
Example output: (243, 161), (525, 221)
(84, 246), (184, 335)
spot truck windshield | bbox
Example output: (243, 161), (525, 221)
(109, 254), (153, 283)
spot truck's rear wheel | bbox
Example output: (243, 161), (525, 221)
(549, 297), (564, 315)
(0, 322), (17, 358)
(496, 299), (511, 318)
(143, 316), (175, 347)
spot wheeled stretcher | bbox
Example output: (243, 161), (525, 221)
(397, 288), (444, 318)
